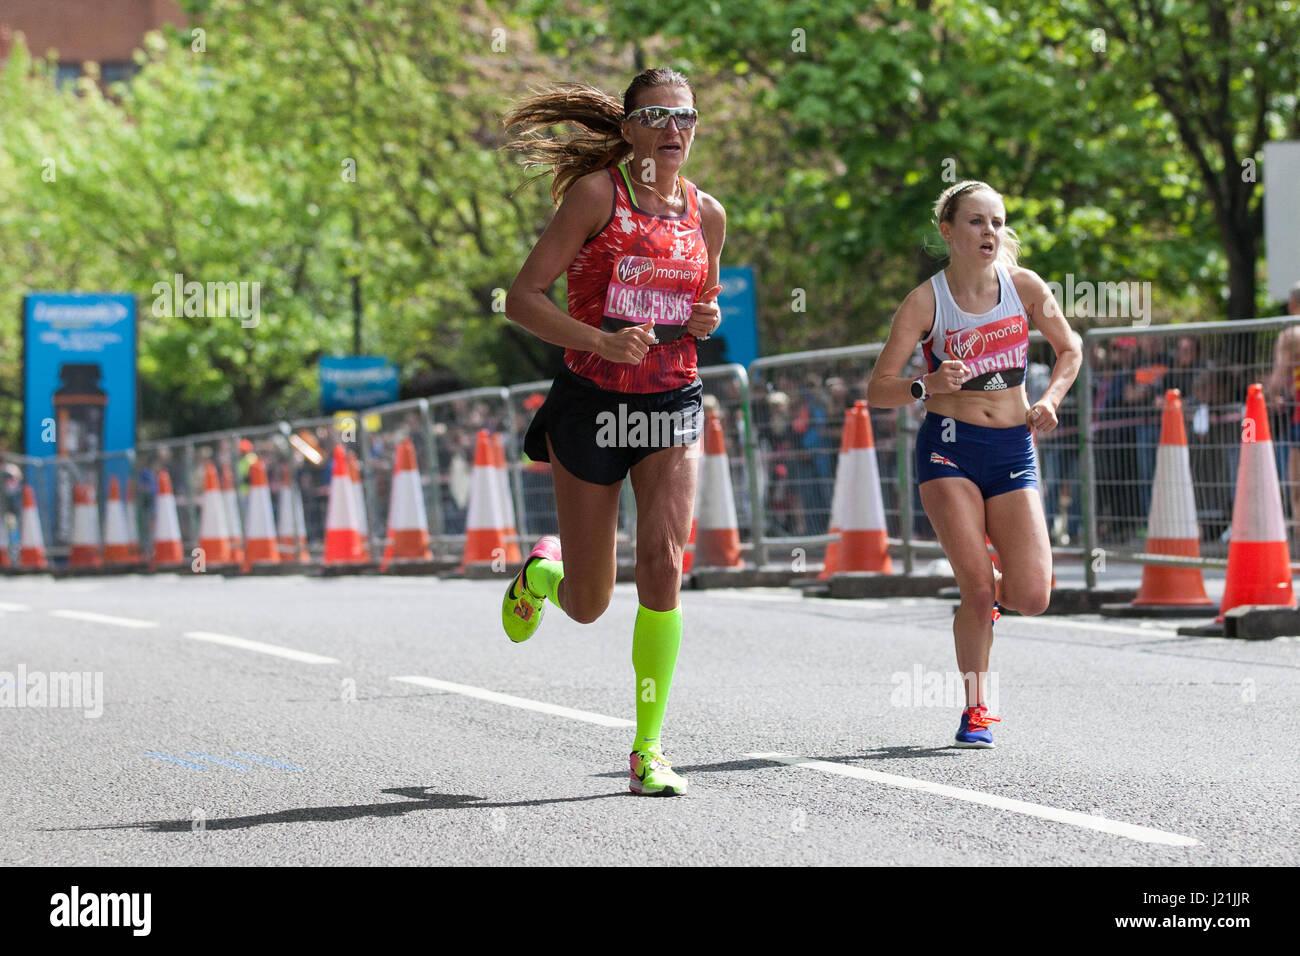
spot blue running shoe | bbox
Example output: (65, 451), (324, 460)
(954, 705), (1001, 749)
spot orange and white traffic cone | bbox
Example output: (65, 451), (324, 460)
(198, 462), (233, 567)
(1131, 390), (1213, 609)
(19, 485), (48, 570)
(243, 459), (280, 569)
(1219, 383), (1296, 620)
(68, 483), (103, 569)
(461, 429), (511, 571)
(682, 519), (696, 575)
(276, 465), (310, 564)
(382, 439), (433, 570)
(276, 466), (296, 561)
(103, 477), (134, 567)
(220, 464), (245, 570)
(348, 452), (372, 561)
(324, 445), (366, 566)
(491, 433), (523, 563)
(125, 478), (142, 563)
(831, 400), (892, 575)
(693, 413), (743, 569)
(820, 405), (858, 580)
(151, 469), (186, 570)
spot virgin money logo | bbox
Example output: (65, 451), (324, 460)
(947, 328), (985, 361)
(616, 257), (654, 286)
(945, 316), (1025, 362)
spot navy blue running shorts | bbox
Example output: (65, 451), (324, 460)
(523, 366), (703, 486)
(914, 412), (1038, 499)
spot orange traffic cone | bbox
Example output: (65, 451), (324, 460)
(820, 405), (858, 580)
(693, 413), (743, 569)
(243, 459), (280, 568)
(19, 485), (48, 570)
(829, 401), (891, 575)
(682, 518), (696, 575)
(125, 478), (142, 563)
(348, 452), (371, 561)
(276, 465), (310, 563)
(324, 446), (365, 566)
(103, 477), (134, 566)
(152, 469), (186, 570)
(220, 464), (245, 570)
(461, 429), (511, 571)
(491, 433), (522, 563)
(382, 439), (433, 570)
(198, 462), (233, 567)
(69, 483), (103, 569)
(1219, 383), (1295, 619)
(1132, 390), (1213, 608)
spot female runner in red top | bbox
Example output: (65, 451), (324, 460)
(500, 69), (725, 795)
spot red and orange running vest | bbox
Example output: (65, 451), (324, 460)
(565, 164), (711, 393)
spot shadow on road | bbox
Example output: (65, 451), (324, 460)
(590, 746), (962, 779)
(42, 787), (629, 833)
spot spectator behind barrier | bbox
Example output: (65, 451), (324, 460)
(1266, 281), (1300, 545)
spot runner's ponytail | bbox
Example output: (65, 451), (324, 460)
(504, 69), (694, 205)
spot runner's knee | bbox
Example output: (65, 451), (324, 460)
(1003, 579), (1051, 616)
(636, 536), (685, 584)
(565, 582), (613, 624)
(961, 579), (996, 611)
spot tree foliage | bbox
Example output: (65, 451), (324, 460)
(1, 0), (1295, 448)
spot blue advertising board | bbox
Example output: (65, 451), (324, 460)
(717, 266), (760, 367)
(23, 292), (137, 457)
(320, 356), (400, 413)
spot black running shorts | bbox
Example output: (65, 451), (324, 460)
(523, 366), (703, 486)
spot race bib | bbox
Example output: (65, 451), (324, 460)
(601, 255), (703, 343)
(945, 314), (1029, 390)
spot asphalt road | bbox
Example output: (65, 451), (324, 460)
(1, 572), (1295, 866)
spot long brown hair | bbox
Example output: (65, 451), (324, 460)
(503, 68), (695, 204)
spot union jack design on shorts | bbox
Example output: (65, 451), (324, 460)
(929, 451), (957, 468)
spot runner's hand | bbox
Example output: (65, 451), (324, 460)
(687, 285), (723, 339)
(1027, 402), (1057, 433)
(928, 360), (970, 394)
(597, 321), (656, 365)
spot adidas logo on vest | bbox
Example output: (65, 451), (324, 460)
(983, 372), (1007, 391)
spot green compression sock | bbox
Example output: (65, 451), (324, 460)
(524, 557), (564, 609)
(632, 603), (683, 753)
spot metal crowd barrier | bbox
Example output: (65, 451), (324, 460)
(6, 316), (1299, 584)
(1077, 316), (1300, 587)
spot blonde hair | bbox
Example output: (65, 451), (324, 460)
(933, 180), (1020, 268)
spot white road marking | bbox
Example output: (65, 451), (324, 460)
(746, 752), (1199, 847)
(392, 675), (633, 728)
(0, 602), (31, 612)
(183, 631), (339, 664)
(50, 610), (158, 629)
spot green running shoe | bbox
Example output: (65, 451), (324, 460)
(501, 535), (561, 644)
(629, 749), (689, 796)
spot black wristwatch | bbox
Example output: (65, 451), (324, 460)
(910, 376), (930, 401)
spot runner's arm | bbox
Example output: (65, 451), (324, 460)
(867, 283), (943, 407)
(1012, 267), (1081, 414)
(687, 192), (726, 338)
(505, 173), (610, 353)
